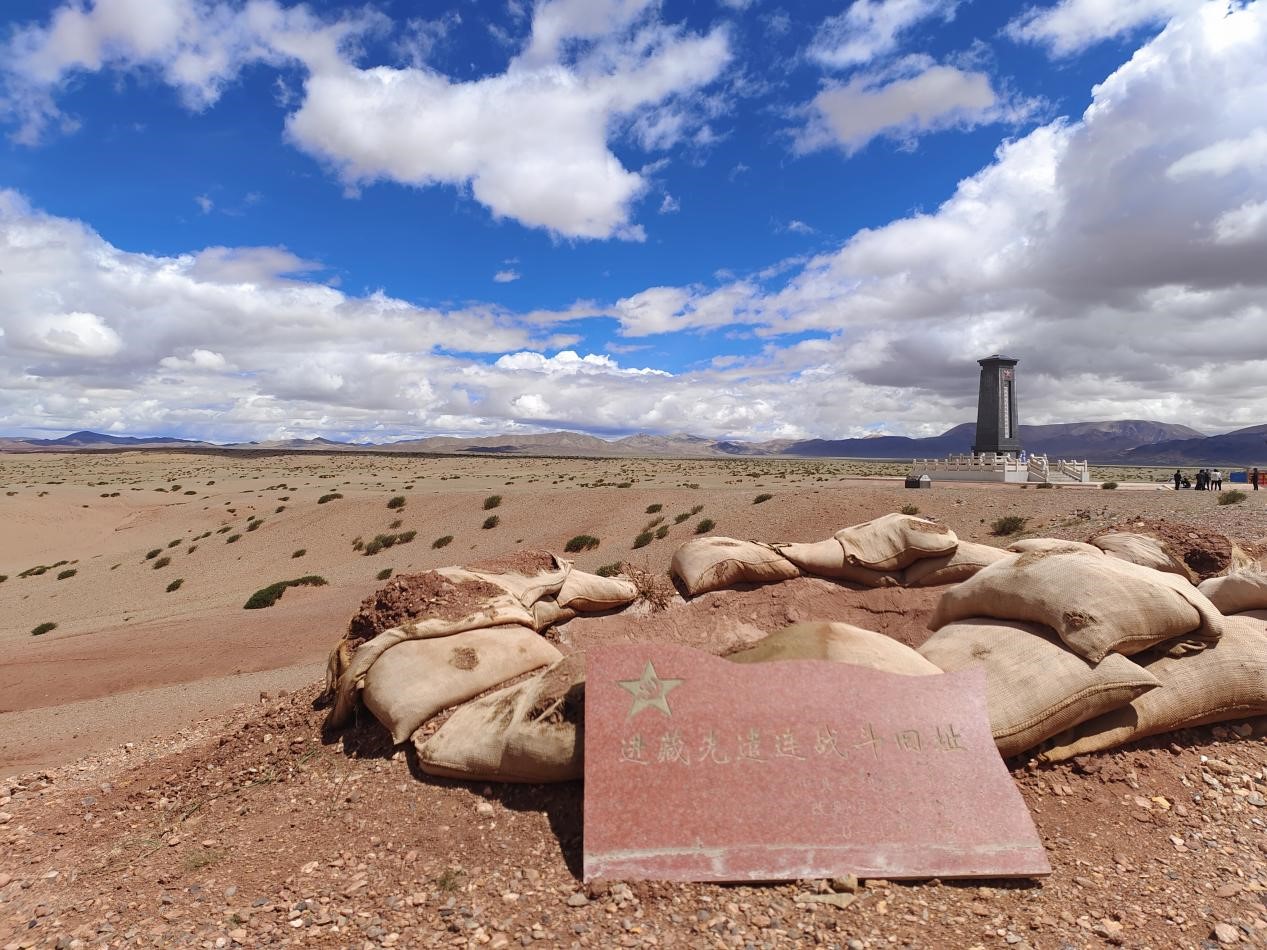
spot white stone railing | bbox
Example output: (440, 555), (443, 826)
(913, 453), (1026, 473)
(1057, 459), (1090, 482)
(1027, 456), (1049, 481)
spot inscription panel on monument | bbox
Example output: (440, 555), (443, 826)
(583, 643), (1050, 882)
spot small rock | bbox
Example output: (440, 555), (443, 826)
(476, 802), (495, 817)
(1213, 922), (1240, 944)
(566, 892), (589, 907)
(1216, 883), (1242, 899)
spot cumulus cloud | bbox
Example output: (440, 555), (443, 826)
(1, 0), (732, 240)
(808, 0), (962, 69)
(797, 60), (1028, 155)
(493, 269), (521, 283)
(1006, 0), (1205, 57)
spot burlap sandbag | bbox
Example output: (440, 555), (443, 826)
(531, 597), (577, 630)
(457, 555), (571, 606)
(1091, 532), (1195, 581)
(772, 539), (900, 587)
(918, 619), (1160, 757)
(1040, 614), (1267, 761)
(416, 654), (585, 783)
(557, 570), (638, 612)
(930, 548), (1225, 663)
(671, 537), (800, 596)
(327, 570), (538, 729)
(725, 622), (940, 675)
(834, 514), (958, 571)
(1007, 538), (1102, 556)
(362, 625), (563, 744)
(903, 541), (1010, 587)
(1197, 572), (1267, 615)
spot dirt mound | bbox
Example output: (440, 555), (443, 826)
(467, 550), (559, 575)
(1097, 518), (1233, 579)
(346, 571), (506, 643)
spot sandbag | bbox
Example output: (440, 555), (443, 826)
(1007, 538), (1102, 556)
(557, 570), (638, 612)
(725, 622), (941, 676)
(930, 548), (1225, 663)
(531, 597), (577, 630)
(1198, 571), (1267, 615)
(1091, 532), (1195, 581)
(918, 619), (1160, 758)
(457, 554), (571, 606)
(326, 573), (538, 729)
(416, 654), (585, 783)
(1041, 614), (1267, 761)
(671, 537), (800, 597)
(362, 625), (563, 744)
(773, 539), (900, 587)
(834, 514), (958, 571)
(903, 541), (1010, 587)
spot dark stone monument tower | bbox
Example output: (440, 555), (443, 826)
(972, 354), (1021, 457)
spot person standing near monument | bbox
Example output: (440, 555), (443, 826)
(1253, 467), (1261, 491)
(1173, 470), (1182, 491)
(1212, 468), (1222, 491)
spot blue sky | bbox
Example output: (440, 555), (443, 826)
(0, 0), (1264, 443)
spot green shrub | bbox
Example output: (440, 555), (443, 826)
(317, 493), (342, 504)
(1218, 490), (1247, 506)
(596, 562), (623, 578)
(389, 519), (403, 529)
(399, 530), (417, 543)
(690, 505), (704, 515)
(645, 503), (662, 514)
(216, 525), (231, 534)
(1100, 481), (1118, 490)
(0, 575), (7, 583)
(655, 525), (669, 540)
(900, 503), (920, 515)
(186, 545), (198, 554)
(482, 515), (500, 529)
(246, 519), (262, 532)
(153, 556), (171, 569)
(167, 539), (181, 548)
(673, 512), (690, 524)
(243, 575), (328, 610)
(56, 568), (77, 580)
(275, 506), (286, 514)
(376, 568), (393, 581)
(990, 515), (1028, 536)
(432, 535), (454, 549)
(1035, 482), (1054, 489)
(483, 495), (502, 510)
(387, 496), (406, 509)
(166, 578), (184, 593)
(31, 622), (57, 636)
(226, 534), (241, 544)
(145, 548), (161, 560)
(632, 531), (653, 549)
(291, 548), (306, 558)
(753, 493), (773, 505)
(695, 518), (716, 534)
(565, 534), (601, 552)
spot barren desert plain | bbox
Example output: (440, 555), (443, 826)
(3, 449), (1267, 950)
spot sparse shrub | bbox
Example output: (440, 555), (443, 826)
(1100, 481), (1118, 490)
(351, 537), (364, 551)
(56, 568), (77, 580)
(695, 518), (716, 534)
(389, 519), (402, 529)
(317, 493), (342, 504)
(690, 505), (704, 515)
(645, 504), (662, 514)
(482, 515), (500, 529)
(243, 575), (328, 610)
(655, 525), (669, 540)
(226, 534), (241, 544)
(1035, 482), (1054, 489)
(596, 561), (623, 578)
(1218, 490), (1247, 506)
(145, 548), (161, 560)
(483, 495), (502, 510)
(292, 549), (306, 558)
(153, 556), (171, 569)
(565, 534), (600, 553)
(0, 575), (7, 583)
(673, 512), (690, 524)
(642, 516), (665, 531)
(166, 578), (184, 593)
(990, 515), (1028, 536)
(275, 506), (285, 514)
(753, 493), (773, 505)
(387, 496), (406, 509)
(432, 535), (454, 549)
(632, 531), (653, 549)
(167, 539), (181, 548)
(246, 519), (262, 531)
(31, 622), (57, 636)
(399, 530), (416, 543)
(900, 503), (920, 515)
(617, 482), (632, 488)
(376, 568), (393, 581)
(216, 525), (231, 534)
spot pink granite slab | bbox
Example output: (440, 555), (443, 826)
(583, 643), (1050, 882)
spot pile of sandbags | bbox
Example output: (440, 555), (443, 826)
(672, 513), (973, 595)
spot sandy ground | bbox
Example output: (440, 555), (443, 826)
(3, 451), (1267, 948)
(3, 450), (1266, 777)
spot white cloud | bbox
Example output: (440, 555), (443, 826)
(493, 350), (671, 377)
(785, 219), (816, 235)
(1167, 129), (1267, 180)
(1006, 0), (1204, 57)
(10, 311), (123, 358)
(1, 0), (731, 240)
(494, 269), (521, 283)
(798, 61), (1023, 155)
(658, 193), (680, 214)
(194, 194), (213, 214)
(808, 0), (961, 69)
(1213, 200), (1267, 244)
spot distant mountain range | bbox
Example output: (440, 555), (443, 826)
(2, 420), (1265, 465)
